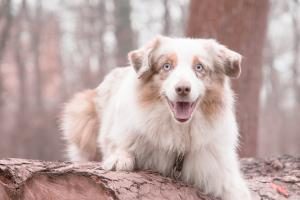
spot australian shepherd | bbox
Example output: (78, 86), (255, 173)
(61, 36), (251, 200)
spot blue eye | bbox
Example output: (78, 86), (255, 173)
(162, 63), (172, 71)
(195, 63), (204, 72)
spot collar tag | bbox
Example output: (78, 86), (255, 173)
(171, 152), (185, 180)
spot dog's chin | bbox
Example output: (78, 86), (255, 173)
(165, 97), (199, 123)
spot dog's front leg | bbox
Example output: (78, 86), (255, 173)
(102, 149), (135, 171)
(100, 132), (136, 171)
(218, 153), (252, 200)
(187, 149), (251, 200)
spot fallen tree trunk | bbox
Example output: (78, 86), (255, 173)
(0, 156), (299, 200)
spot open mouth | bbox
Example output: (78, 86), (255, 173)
(166, 99), (198, 123)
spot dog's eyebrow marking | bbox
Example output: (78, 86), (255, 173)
(153, 52), (177, 71)
(167, 52), (178, 67)
(192, 55), (212, 70)
(192, 55), (204, 66)
(192, 56), (206, 71)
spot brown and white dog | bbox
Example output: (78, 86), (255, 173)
(61, 36), (251, 200)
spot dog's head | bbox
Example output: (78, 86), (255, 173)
(129, 36), (241, 123)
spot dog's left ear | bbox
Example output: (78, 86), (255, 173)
(216, 43), (242, 78)
(128, 36), (161, 79)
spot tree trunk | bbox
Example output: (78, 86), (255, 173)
(0, 156), (299, 200)
(31, 1), (44, 113)
(258, 39), (285, 157)
(163, 0), (171, 35)
(113, 0), (135, 66)
(0, 0), (12, 63)
(0, 0), (13, 108)
(14, 0), (29, 119)
(291, 8), (300, 104)
(186, 0), (269, 157)
(11, 0), (31, 158)
(97, 0), (107, 81)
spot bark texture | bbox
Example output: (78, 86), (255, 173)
(186, 0), (269, 157)
(0, 156), (299, 200)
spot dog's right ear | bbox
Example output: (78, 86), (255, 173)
(128, 36), (161, 79)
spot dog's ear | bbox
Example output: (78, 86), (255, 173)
(214, 42), (242, 78)
(128, 36), (161, 79)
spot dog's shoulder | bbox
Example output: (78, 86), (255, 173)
(94, 66), (138, 116)
(96, 67), (133, 96)
(101, 67), (133, 86)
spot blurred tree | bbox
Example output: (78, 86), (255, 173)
(14, 0), (29, 121)
(68, 0), (109, 88)
(291, 4), (300, 104)
(113, 0), (135, 66)
(260, 39), (283, 156)
(258, 0), (300, 158)
(97, 0), (107, 79)
(186, 0), (269, 157)
(32, 1), (44, 113)
(0, 0), (12, 63)
(163, 0), (171, 35)
(0, 0), (13, 107)
(289, 1), (300, 154)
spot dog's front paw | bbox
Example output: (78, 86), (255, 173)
(102, 152), (135, 171)
(224, 186), (252, 200)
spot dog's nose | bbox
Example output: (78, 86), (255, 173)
(175, 81), (191, 96)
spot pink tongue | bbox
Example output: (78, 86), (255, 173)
(174, 102), (192, 121)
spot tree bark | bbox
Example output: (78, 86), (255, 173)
(0, 156), (299, 200)
(186, 0), (269, 157)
